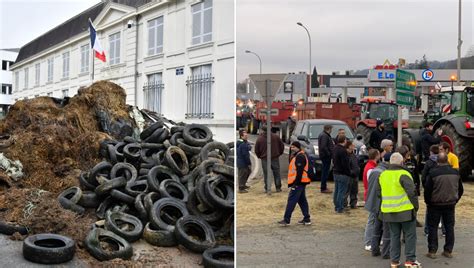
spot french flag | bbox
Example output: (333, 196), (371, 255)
(89, 19), (106, 62)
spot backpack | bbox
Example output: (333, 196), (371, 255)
(304, 153), (317, 181)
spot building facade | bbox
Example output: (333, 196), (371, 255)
(11, 0), (235, 142)
(0, 48), (17, 118)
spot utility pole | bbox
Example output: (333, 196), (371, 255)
(457, 0), (462, 85)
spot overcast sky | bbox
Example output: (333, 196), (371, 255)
(237, 0), (473, 81)
(0, 0), (100, 49)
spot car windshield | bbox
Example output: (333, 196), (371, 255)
(308, 124), (354, 140)
(369, 103), (398, 120)
(467, 91), (474, 116)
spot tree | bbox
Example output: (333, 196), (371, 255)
(465, 45), (474, 57)
(416, 54), (429, 69)
(311, 66), (320, 88)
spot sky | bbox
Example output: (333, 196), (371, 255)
(237, 0), (473, 81)
(0, 0), (100, 49)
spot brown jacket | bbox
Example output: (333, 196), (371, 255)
(254, 132), (284, 159)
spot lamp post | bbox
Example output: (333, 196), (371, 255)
(297, 22), (312, 97)
(245, 50), (262, 74)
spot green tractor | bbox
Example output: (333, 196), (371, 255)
(404, 86), (474, 180)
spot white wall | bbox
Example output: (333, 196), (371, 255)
(11, 0), (235, 141)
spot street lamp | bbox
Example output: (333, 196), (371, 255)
(245, 50), (262, 74)
(297, 22), (312, 86)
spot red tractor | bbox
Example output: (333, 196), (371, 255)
(356, 97), (409, 144)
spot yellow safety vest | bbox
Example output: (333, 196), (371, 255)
(379, 169), (414, 213)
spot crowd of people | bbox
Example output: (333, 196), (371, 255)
(236, 120), (464, 268)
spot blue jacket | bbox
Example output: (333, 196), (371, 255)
(237, 139), (252, 168)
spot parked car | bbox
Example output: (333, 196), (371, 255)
(289, 119), (355, 180)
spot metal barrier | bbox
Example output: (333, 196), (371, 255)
(143, 81), (164, 115)
(185, 73), (214, 119)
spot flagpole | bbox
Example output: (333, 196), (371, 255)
(89, 18), (95, 82)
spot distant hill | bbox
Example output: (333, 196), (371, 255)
(353, 56), (474, 75)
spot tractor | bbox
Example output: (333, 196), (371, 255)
(355, 97), (408, 145)
(404, 86), (474, 180)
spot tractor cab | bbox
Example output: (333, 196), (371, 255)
(438, 86), (474, 117)
(360, 97), (399, 134)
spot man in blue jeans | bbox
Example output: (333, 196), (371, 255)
(318, 125), (334, 193)
(278, 141), (311, 226)
(332, 135), (350, 213)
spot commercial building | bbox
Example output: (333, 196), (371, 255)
(11, 0), (235, 142)
(0, 48), (17, 118)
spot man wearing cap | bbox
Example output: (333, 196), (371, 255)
(369, 120), (388, 151)
(278, 141), (311, 226)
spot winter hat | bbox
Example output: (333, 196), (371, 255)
(291, 141), (301, 149)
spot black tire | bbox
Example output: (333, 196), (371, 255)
(159, 179), (189, 202)
(123, 143), (141, 162)
(0, 221), (28, 235)
(125, 180), (148, 197)
(170, 132), (183, 146)
(200, 142), (230, 162)
(174, 215), (216, 253)
(187, 189), (224, 223)
(114, 142), (126, 162)
(78, 191), (100, 208)
(143, 222), (178, 247)
(150, 198), (189, 232)
(110, 189), (135, 204)
(134, 193), (148, 222)
(202, 246), (234, 268)
(183, 124), (213, 147)
(147, 165), (179, 192)
(58, 187), (82, 204)
(195, 175), (219, 209)
(143, 192), (161, 216)
(164, 146), (189, 176)
(212, 163), (234, 177)
(230, 221), (234, 242)
(204, 176), (234, 210)
(438, 123), (473, 180)
(107, 144), (118, 164)
(78, 171), (95, 191)
(110, 162), (137, 182)
(96, 196), (115, 219)
(171, 125), (185, 134)
(356, 124), (372, 146)
(95, 177), (127, 196)
(89, 161), (113, 186)
(140, 121), (164, 140)
(105, 211), (143, 243)
(84, 228), (133, 261)
(145, 128), (169, 144)
(58, 197), (85, 214)
(23, 233), (75, 264)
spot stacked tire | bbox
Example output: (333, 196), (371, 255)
(57, 121), (234, 263)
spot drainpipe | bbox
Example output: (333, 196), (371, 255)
(134, 13), (140, 106)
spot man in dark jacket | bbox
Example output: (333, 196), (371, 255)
(424, 153), (463, 259)
(318, 125), (334, 193)
(422, 144), (440, 236)
(377, 153), (421, 267)
(237, 130), (252, 193)
(255, 126), (285, 194)
(278, 141), (311, 226)
(369, 120), (387, 151)
(344, 141), (359, 209)
(421, 122), (443, 161)
(332, 135), (351, 213)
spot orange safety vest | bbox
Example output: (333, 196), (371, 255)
(288, 151), (311, 185)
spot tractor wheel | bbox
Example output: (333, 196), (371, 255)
(438, 123), (473, 180)
(280, 122), (288, 143)
(356, 124), (372, 145)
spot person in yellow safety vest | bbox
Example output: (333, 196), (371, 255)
(278, 141), (311, 226)
(376, 152), (421, 268)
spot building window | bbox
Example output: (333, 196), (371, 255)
(147, 16), (164, 56)
(47, 57), (54, 82)
(62, 52), (70, 78)
(35, 63), (40, 86)
(47, 92), (53, 97)
(192, 0), (212, 45)
(1, 60), (7, 71)
(186, 64), (213, 118)
(1, 84), (12, 95)
(24, 67), (29, 89)
(14, 71), (19, 91)
(143, 73), (164, 114)
(80, 44), (90, 73)
(109, 32), (121, 65)
(62, 89), (69, 98)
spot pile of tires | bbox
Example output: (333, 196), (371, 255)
(58, 121), (235, 264)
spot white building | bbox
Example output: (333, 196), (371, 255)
(0, 48), (17, 118)
(10, 0), (235, 142)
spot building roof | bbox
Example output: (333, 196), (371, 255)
(13, 0), (153, 66)
(1, 48), (20, 53)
